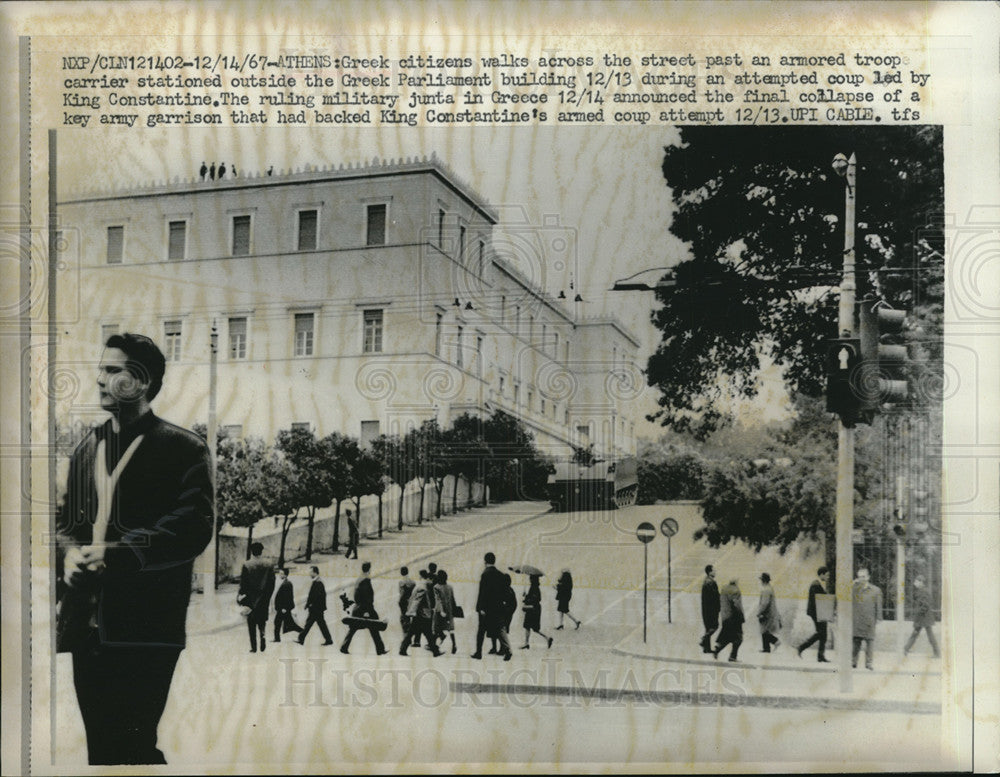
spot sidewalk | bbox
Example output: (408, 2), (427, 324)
(186, 500), (551, 636)
(613, 590), (943, 714)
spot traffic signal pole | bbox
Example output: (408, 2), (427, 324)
(833, 153), (856, 693)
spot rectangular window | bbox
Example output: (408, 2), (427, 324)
(167, 220), (186, 260)
(366, 203), (386, 246)
(228, 316), (247, 360)
(363, 309), (383, 353)
(106, 226), (124, 264)
(514, 383), (520, 407)
(527, 389), (534, 412)
(164, 320), (182, 362)
(438, 209), (446, 247)
(541, 397), (546, 416)
(294, 312), (314, 356)
(232, 215), (251, 256)
(476, 335), (483, 378)
(542, 323), (548, 354)
(101, 323), (119, 343)
(478, 240), (485, 276)
(499, 375), (505, 395)
(576, 424), (590, 440)
(223, 424), (243, 439)
(291, 422), (311, 433)
(529, 316), (535, 344)
(565, 340), (571, 362)
(554, 331), (560, 359)
(435, 312), (443, 357)
(360, 420), (380, 448)
(297, 209), (318, 251)
(456, 325), (464, 368)
(515, 306), (521, 337)
(458, 224), (466, 260)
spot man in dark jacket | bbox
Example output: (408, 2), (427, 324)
(341, 561), (388, 654)
(700, 565), (720, 653)
(344, 508), (359, 559)
(400, 569), (441, 656)
(796, 566), (831, 662)
(56, 333), (213, 765)
(903, 575), (940, 657)
(298, 566), (333, 645)
(712, 578), (745, 662)
(471, 552), (511, 660)
(272, 568), (302, 642)
(238, 542), (275, 652)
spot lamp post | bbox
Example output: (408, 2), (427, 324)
(832, 152), (856, 693)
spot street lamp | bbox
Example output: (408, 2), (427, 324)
(832, 152), (856, 693)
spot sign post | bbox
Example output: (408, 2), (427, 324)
(660, 517), (679, 624)
(636, 521), (656, 643)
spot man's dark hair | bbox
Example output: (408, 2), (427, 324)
(419, 569), (428, 579)
(105, 333), (167, 401)
(361, 561), (371, 573)
(818, 566), (829, 576)
(705, 564), (713, 575)
(250, 542), (264, 557)
(484, 552), (495, 565)
(438, 569), (448, 583)
(401, 566), (408, 575)
(311, 565), (319, 575)
(428, 562), (437, 574)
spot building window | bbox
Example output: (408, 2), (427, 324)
(101, 323), (119, 343)
(478, 240), (485, 276)
(527, 388), (534, 412)
(499, 375), (505, 395)
(514, 383), (520, 407)
(455, 325), (464, 368)
(529, 316), (535, 344)
(554, 331), (560, 359)
(565, 408), (571, 425)
(476, 335), (483, 378)
(223, 424), (243, 439)
(164, 320), (182, 362)
(435, 312), (443, 357)
(366, 203), (386, 246)
(541, 397), (546, 416)
(576, 424), (590, 441)
(500, 296), (506, 323)
(297, 209), (318, 251)
(106, 226), (124, 264)
(515, 306), (521, 337)
(294, 312), (314, 356)
(232, 215), (251, 256)
(360, 420), (380, 448)
(363, 309), (383, 354)
(228, 316), (247, 360)
(458, 224), (466, 260)
(167, 220), (186, 260)
(291, 422), (311, 433)
(542, 323), (548, 354)
(565, 340), (570, 362)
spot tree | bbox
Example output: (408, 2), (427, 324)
(406, 420), (440, 522)
(482, 410), (550, 501)
(323, 432), (360, 552)
(275, 427), (334, 562)
(351, 446), (387, 538)
(448, 414), (491, 511)
(216, 436), (269, 559)
(372, 434), (413, 532)
(260, 449), (298, 567)
(648, 125), (944, 437)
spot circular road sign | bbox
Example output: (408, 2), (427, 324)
(660, 517), (679, 538)
(636, 521), (657, 544)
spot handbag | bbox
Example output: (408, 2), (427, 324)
(453, 604), (465, 619)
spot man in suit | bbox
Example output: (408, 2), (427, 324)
(398, 566), (415, 637)
(796, 566), (831, 662)
(344, 508), (359, 559)
(699, 564), (720, 654)
(471, 552), (511, 660)
(272, 568), (302, 642)
(56, 333), (213, 765)
(852, 567), (883, 670)
(238, 542), (275, 652)
(341, 561), (388, 655)
(298, 566), (333, 646)
(712, 578), (745, 663)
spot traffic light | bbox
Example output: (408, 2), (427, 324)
(856, 300), (910, 419)
(893, 486), (931, 540)
(826, 337), (861, 426)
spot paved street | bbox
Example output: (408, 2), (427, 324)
(50, 502), (948, 770)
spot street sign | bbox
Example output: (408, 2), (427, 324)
(660, 518), (679, 624)
(636, 521), (656, 544)
(636, 521), (656, 643)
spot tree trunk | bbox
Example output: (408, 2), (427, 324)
(245, 524), (254, 560)
(436, 480), (443, 520)
(332, 500), (342, 551)
(452, 475), (459, 513)
(397, 482), (404, 531)
(278, 516), (291, 567)
(418, 482), (426, 524)
(305, 508), (315, 561)
(378, 494), (383, 538)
